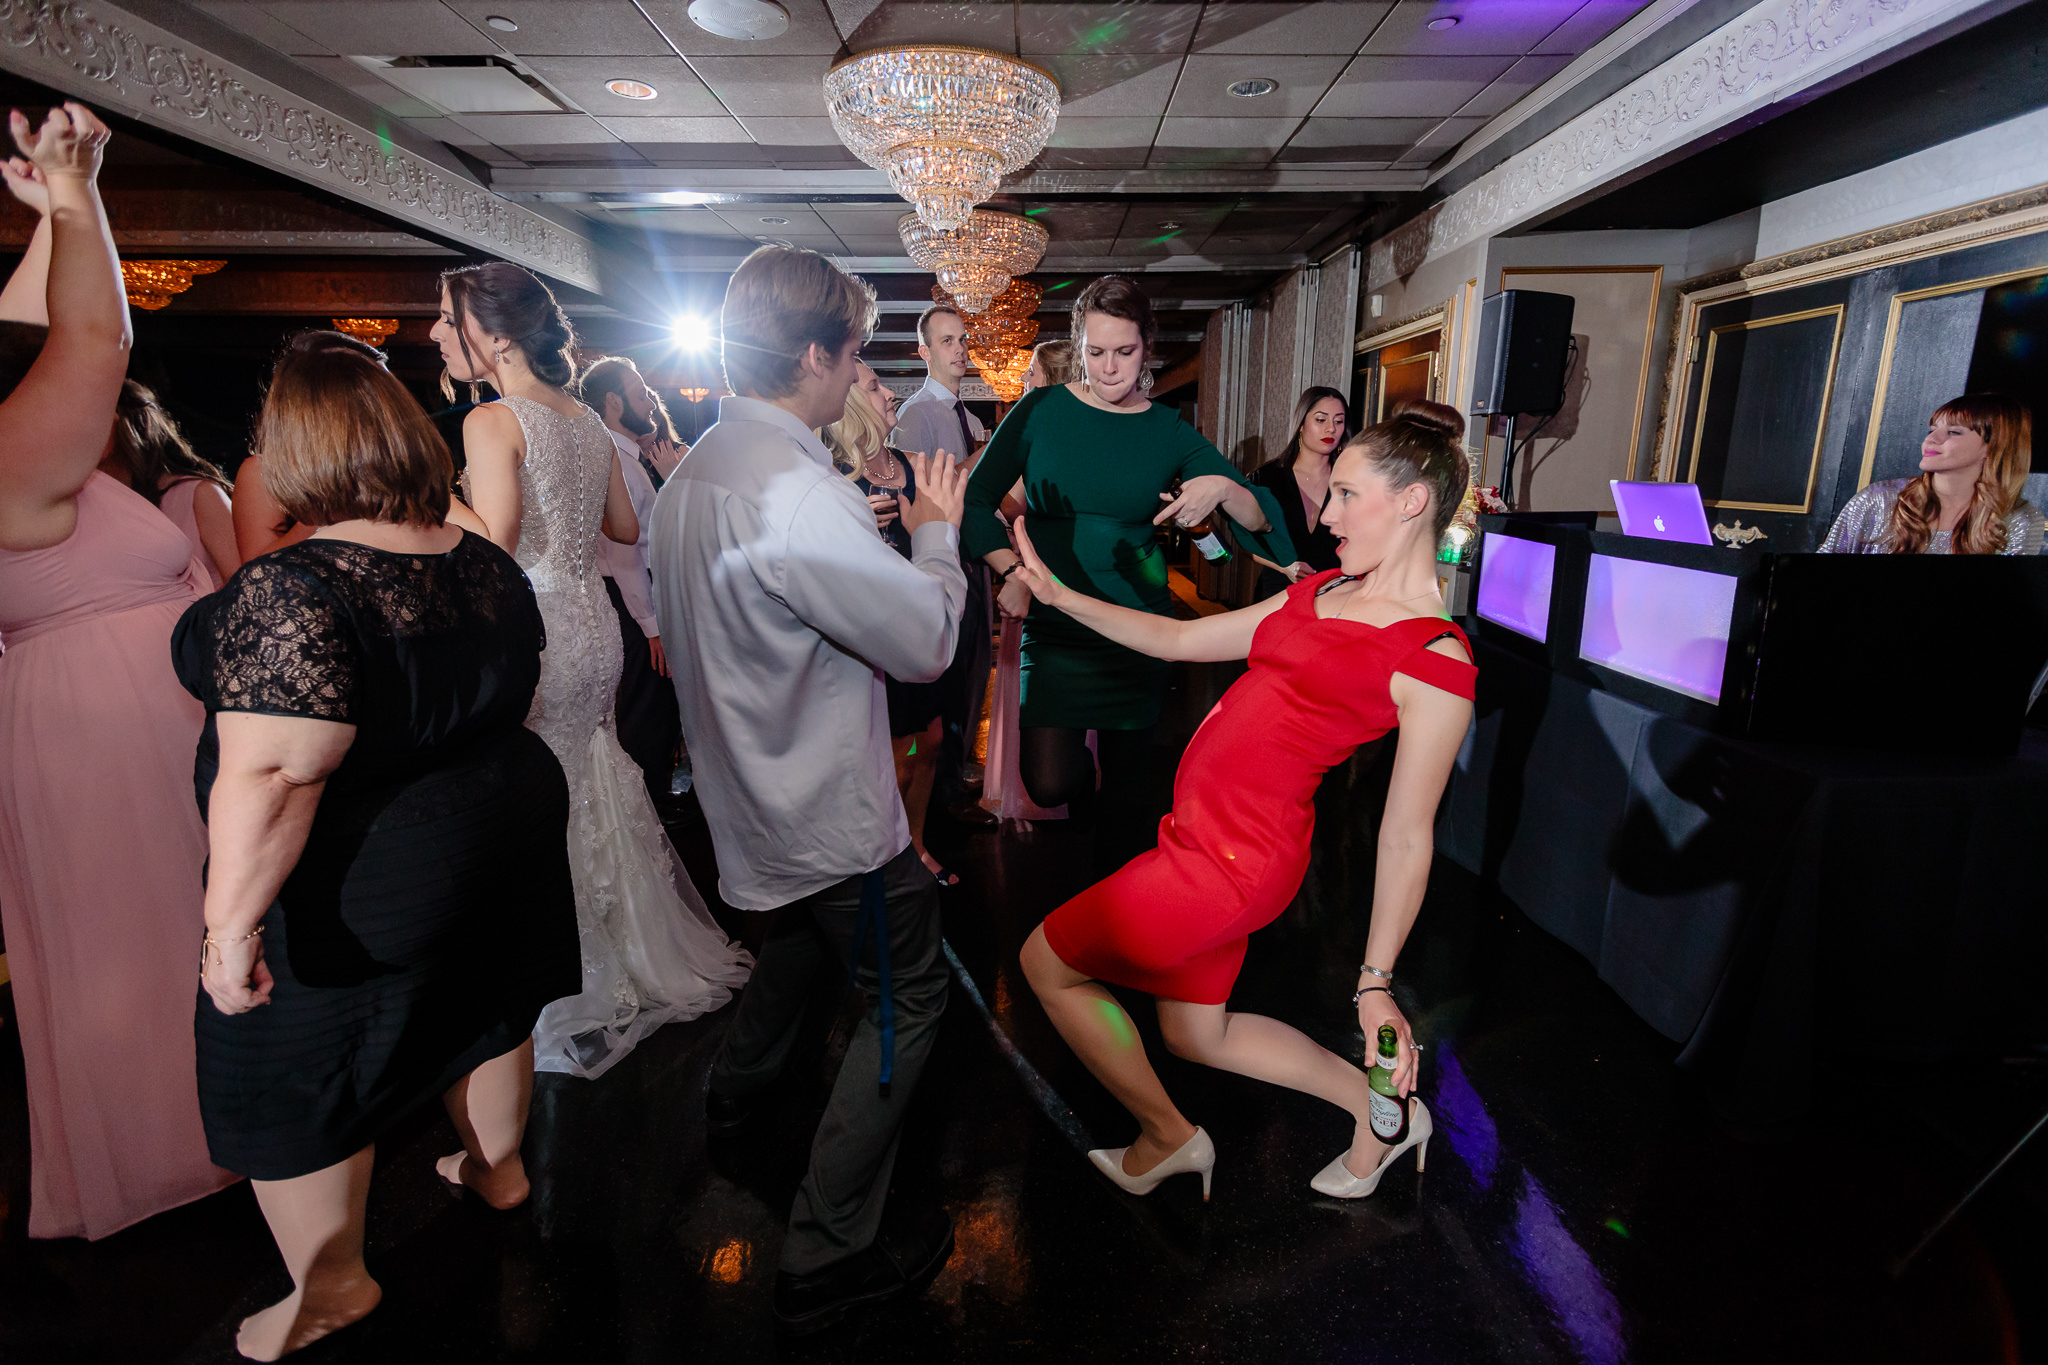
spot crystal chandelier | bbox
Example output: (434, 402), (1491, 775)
(826, 46), (1060, 230)
(900, 210), (1048, 314)
(971, 345), (1033, 402)
(331, 317), (400, 346)
(936, 279), (1042, 320)
(120, 259), (225, 311)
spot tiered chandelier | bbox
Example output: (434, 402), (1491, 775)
(934, 280), (1044, 402)
(825, 46), (1059, 230)
(120, 259), (225, 311)
(900, 209), (1047, 314)
(331, 317), (400, 346)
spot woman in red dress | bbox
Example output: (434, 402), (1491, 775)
(1012, 409), (1476, 1201)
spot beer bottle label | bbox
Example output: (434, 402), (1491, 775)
(1369, 1088), (1405, 1141)
(1193, 531), (1230, 561)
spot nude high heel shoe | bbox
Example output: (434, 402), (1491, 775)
(1088, 1127), (1215, 1200)
(1310, 1098), (1431, 1199)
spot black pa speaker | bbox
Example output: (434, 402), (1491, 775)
(1470, 289), (1575, 416)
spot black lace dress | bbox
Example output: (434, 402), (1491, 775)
(172, 532), (579, 1180)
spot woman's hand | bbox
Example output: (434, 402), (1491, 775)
(996, 569), (1033, 619)
(1, 157), (48, 214)
(14, 103), (109, 182)
(1153, 473), (1237, 529)
(1356, 987), (1420, 1097)
(866, 491), (898, 532)
(1008, 517), (1070, 611)
(1286, 561), (1317, 583)
(202, 931), (275, 1016)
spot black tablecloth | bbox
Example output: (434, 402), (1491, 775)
(1438, 641), (2048, 1106)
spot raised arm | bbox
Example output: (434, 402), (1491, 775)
(1007, 515), (1285, 663)
(1353, 650), (1474, 1096)
(459, 402), (525, 555)
(0, 161), (51, 325)
(0, 104), (130, 552)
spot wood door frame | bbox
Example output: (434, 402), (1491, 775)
(1354, 298), (1452, 423)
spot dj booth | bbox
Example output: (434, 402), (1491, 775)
(1439, 513), (2048, 1113)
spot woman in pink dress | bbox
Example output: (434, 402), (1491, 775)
(100, 378), (241, 589)
(0, 104), (234, 1238)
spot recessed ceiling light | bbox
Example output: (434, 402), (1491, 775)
(484, 14), (518, 31)
(1427, 16), (1461, 30)
(1159, 221), (1181, 230)
(759, 216), (789, 224)
(687, 0), (790, 40)
(1227, 78), (1277, 98)
(606, 78), (658, 100)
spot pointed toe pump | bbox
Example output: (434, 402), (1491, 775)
(1088, 1127), (1215, 1200)
(1311, 1098), (1432, 1199)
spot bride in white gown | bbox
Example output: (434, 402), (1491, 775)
(433, 262), (751, 1079)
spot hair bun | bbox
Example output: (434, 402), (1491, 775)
(1387, 397), (1464, 438)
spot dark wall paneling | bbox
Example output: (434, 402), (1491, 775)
(1866, 288), (1986, 485)
(1688, 305), (1844, 511)
(1967, 272), (2048, 510)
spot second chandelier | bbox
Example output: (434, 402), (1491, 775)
(899, 209), (1048, 314)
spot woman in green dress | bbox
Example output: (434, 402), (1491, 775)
(963, 276), (1295, 829)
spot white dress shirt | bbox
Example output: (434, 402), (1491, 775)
(892, 374), (985, 462)
(651, 395), (967, 911)
(597, 427), (661, 639)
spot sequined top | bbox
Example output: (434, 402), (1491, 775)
(1817, 478), (2046, 555)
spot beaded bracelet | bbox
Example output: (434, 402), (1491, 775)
(200, 925), (264, 973)
(1352, 984), (1393, 1006)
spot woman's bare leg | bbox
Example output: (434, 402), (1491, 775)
(238, 1148), (381, 1360)
(1021, 925), (1197, 1175)
(1156, 1002), (1392, 1177)
(904, 717), (942, 866)
(435, 1038), (535, 1209)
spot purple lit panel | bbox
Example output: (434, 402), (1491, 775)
(1476, 534), (1556, 643)
(1579, 555), (1738, 703)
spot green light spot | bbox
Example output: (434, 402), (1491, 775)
(906, 740), (916, 756)
(1046, 279), (1075, 292)
(1603, 1218), (1630, 1239)
(1146, 230), (1184, 246)
(1095, 998), (1136, 1049)
(1024, 206), (1052, 216)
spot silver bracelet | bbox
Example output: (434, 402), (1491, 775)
(1358, 962), (1393, 982)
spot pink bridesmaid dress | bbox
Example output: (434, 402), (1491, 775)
(0, 472), (235, 1239)
(155, 476), (227, 590)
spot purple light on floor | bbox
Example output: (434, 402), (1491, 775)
(1512, 1172), (1630, 1364)
(1427, 1046), (1500, 1190)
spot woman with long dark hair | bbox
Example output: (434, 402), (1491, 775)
(433, 262), (750, 1080)
(1249, 385), (1348, 597)
(1821, 393), (2041, 554)
(99, 378), (241, 587)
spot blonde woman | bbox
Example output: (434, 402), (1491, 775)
(1821, 393), (2041, 554)
(822, 361), (956, 883)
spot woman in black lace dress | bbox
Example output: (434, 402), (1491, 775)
(173, 344), (578, 1360)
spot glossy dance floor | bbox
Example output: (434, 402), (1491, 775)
(3, 658), (2045, 1364)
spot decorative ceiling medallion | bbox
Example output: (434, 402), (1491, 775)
(120, 259), (224, 310)
(826, 46), (1060, 230)
(899, 209), (1048, 314)
(331, 317), (400, 345)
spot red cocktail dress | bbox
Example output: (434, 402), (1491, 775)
(1042, 570), (1476, 1004)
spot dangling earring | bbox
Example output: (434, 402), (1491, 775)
(493, 346), (507, 366)
(1139, 369), (1155, 393)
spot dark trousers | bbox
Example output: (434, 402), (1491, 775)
(604, 575), (681, 803)
(936, 561), (992, 804)
(709, 844), (948, 1275)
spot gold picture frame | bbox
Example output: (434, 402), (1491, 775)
(1684, 304), (1846, 513)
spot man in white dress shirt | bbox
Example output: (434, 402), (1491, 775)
(891, 304), (996, 828)
(579, 356), (680, 801)
(651, 246), (967, 1335)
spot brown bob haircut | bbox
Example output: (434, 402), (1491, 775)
(721, 244), (878, 400)
(258, 344), (454, 528)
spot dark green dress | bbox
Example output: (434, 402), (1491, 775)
(963, 384), (1296, 729)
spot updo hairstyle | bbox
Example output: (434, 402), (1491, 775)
(1346, 405), (1469, 539)
(439, 262), (578, 390)
(1071, 275), (1158, 358)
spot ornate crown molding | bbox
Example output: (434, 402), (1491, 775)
(1368, 0), (1993, 291)
(0, 0), (598, 291)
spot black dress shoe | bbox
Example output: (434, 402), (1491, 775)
(942, 798), (998, 827)
(704, 1088), (759, 1136)
(772, 1208), (955, 1336)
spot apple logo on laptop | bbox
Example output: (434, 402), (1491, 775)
(1653, 515), (1666, 532)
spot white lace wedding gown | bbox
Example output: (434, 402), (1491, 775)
(495, 395), (752, 1079)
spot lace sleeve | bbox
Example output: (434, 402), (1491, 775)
(210, 557), (361, 721)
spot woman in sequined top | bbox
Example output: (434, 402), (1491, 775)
(1820, 393), (2043, 554)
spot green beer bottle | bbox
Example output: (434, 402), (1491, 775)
(1367, 1024), (1409, 1145)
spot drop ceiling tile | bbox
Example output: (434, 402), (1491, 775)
(454, 112), (622, 142)
(1407, 114), (1487, 155)
(519, 56), (726, 117)
(291, 56), (444, 116)
(639, 0), (845, 56)
(1018, 3), (1204, 56)
(690, 55), (835, 117)
(1455, 54), (1574, 117)
(369, 60), (564, 112)
(405, 114), (519, 155)
(640, 146), (787, 166)
(1363, 0), (1586, 56)
(254, 1), (499, 56)
(196, 2), (335, 54)
(1046, 115), (1163, 148)
(507, 144), (653, 164)
(1314, 54), (1513, 117)
(844, 1), (1018, 53)
(817, 205), (919, 234)
(1166, 54), (1350, 118)
(442, 1), (671, 55)
(1038, 239), (1120, 259)
(1188, 2), (1393, 55)
(714, 204), (835, 235)
(1285, 115), (1439, 147)
(1020, 202), (1129, 238)
(1535, 0), (1652, 55)
(732, 115), (843, 145)
(1151, 118), (1294, 165)
(594, 115), (759, 143)
(1034, 143), (1153, 169)
(832, 236), (911, 255)
(1035, 53), (1182, 117)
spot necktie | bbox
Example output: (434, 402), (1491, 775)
(953, 400), (977, 462)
